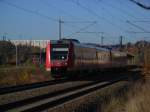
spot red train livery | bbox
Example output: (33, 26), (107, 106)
(46, 39), (129, 78)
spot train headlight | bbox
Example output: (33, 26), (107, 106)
(64, 62), (67, 65)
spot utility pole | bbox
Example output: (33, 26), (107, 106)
(16, 44), (18, 67)
(119, 36), (123, 50)
(59, 19), (64, 40)
(39, 41), (42, 65)
(2, 33), (7, 41)
(101, 32), (104, 46)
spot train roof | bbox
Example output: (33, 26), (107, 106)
(111, 50), (127, 57)
(50, 39), (110, 51)
(74, 42), (110, 52)
(51, 38), (80, 44)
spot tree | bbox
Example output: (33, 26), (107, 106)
(0, 41), (15, 65)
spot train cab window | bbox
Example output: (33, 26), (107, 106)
(51, 47), (68, 60)
(51, 51), (68, 60)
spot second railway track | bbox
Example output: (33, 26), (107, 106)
(0, 77), (127, 112)
(0, 78), (68, 95)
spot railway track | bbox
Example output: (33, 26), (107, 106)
(0, 78), (67, 95)
(0, 77), (126, 112)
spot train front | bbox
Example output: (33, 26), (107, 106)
(46, 40), (72, 78)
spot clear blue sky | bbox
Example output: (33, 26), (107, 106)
(0, 0), (150, 44)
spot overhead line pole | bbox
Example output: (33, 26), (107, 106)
(16, 44), (18, 67)
(101, 32), (104, 46)
(120, 36), (123, 49)
(59, 19), (61, 40)
(59, 18), (64, 40)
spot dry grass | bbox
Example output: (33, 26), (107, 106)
(100, 83), (128, 112)
(126, 81), (150, 112)
(101, 48), (150, 112)
(101, 80), (150, 112)
(0, 66), (52, 87)
(143, 48), (150, 78)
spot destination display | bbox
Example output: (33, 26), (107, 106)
(52, 48), (69, 51)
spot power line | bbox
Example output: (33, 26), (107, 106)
(126, 31), (150, 34)
(99, 0), (138, 19)
(95, 1), (125, 22)
(65, 21), (97, 37)
(76, 31), (104, 34)
(129, 0), (150, 10)
(63, 21), (97, 23)
(0, 0), (58, 22)
(76, 31), (104, 45)
(98, 0), (150, 34)
(126, 20), (150, 32)
(39, 0), (81, 20)
(97, 0), (150, 36)
(1, 1), (99, 41)
(71, 0), (126, 32)
(40, 0), (100, 26)
(58, 19), (97, 38)
(118, 0), (146, 18)
(131, 20), (150, 23)
(63, 20), (97, 30)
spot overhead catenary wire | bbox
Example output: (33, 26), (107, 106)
(76, 31), (105, 45)
(98, 0), (138, 20)
(76, 31), (104, 34)
(63, 21), (97, 23)
(39, 0), (82, 20)
(57, 19), (97, 38)
(95, 0), (140, 34)
(118, 0), (146, 18)
(100, 0), (150, 35)
(70, 0), (127, 32)
(0, 0), (98, 24)
(39, 0), (99, 36)
(129, 0), (150, 10)
(126, 20), (150, 32)
(0, 0), (58, 22)
(62, 20), (97, 31)
(94, 0), (125, 23)
(131, 20), (150, 23)
(65, 21), (97, 38)
(126, 31), (150, 34)
(0, 0), (99, 40)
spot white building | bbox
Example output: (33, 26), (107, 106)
(10, 40), (50, 48)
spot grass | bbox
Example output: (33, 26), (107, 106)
(0, 65), (52, 87)
(126, 81), (150, 112)
(100, 80), (150, 112)
(99, 82), (128, 112)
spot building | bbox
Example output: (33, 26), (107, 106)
(10, 40), (50, 48)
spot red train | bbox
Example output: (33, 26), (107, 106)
(46, 39), (132, 78)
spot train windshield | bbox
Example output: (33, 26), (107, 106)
(51, 44), (69, 60)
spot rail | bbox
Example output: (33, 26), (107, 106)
(0, 77), (126, 112)
(0, 78), (67, 95)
